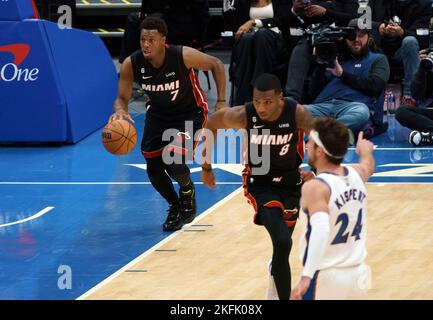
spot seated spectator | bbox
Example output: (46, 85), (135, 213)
(119, 0), (210, 64)
(230, 0), (295, 105)
(285, 0), (359, 102)
(304, 19), (390, 138)
(396, 49), (433, 146)
(369, 0), (431, 107)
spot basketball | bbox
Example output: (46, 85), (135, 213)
(102, 119), (137, 155)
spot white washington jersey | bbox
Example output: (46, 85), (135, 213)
(299, 166), (368, 271)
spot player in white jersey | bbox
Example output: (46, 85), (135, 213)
(291, 117), (375, 300)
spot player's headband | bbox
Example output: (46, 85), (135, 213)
(310, 130), (345, 160)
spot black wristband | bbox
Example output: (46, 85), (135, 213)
(217, 100), (226, 102)
(202, 166), (213, 172)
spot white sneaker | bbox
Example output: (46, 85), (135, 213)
(265, 260), (279, 300)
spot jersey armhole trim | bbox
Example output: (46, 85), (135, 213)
(346, 165), (366, 183)
(315, 177), (332, 198)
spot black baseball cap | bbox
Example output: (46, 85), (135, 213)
(347, 18), (372, 33)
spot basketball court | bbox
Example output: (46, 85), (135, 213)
(1, 0), (433, 300)
(1, 99), (433, 299)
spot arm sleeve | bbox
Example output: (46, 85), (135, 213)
(339, 55), (390, 97)
(302, 212), (330, 279)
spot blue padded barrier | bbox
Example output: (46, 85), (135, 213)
(0, 17), (117, 143)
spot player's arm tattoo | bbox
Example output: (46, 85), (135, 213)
(295, 104), (314, 133)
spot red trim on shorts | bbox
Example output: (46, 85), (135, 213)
(297, 129), (305, 161)
(264, 200), (285, 211)
(188, 69), (208, 159)
(265, 201), (298, 228)
(242, 166), (259, 224)
(189, 70), (209, 116)
(142, 147), (164, 159)
(29, 0), (39, 19)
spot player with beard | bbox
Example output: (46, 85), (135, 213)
(291, 117), (375, 300)
(304, 18), (390, 140)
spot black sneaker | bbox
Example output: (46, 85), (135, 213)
(179, 183), (196, 224)
(162, 203), (184, 232)
(409, 131), (433, 146)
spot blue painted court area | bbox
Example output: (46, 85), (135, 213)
(0, 114), (240, 300)
(0, 114), (432, 299)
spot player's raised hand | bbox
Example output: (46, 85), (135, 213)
(355, 131), (374, 157)
(300, 169), (316, 182)
(201, 168), (216, 189)
(109, 110), (135, 123)
(290, 276), (311, 300)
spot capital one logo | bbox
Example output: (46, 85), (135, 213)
(0, 44), (39, 82)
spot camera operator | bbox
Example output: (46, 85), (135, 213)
(303, 19), (390, 138)
(286, 0), (359, 102)
(396, 49), (433, 146)
(369, 0), (431, 107)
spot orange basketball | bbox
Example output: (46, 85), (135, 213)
(102, 119), (137, 155)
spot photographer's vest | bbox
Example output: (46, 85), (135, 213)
(313, 52), (382, 109)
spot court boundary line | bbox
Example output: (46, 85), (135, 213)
(0, 206), (54, 228)
(0, 182), (242, 185)
(2, 181), (433, 185)
(76, 186), (243, 300)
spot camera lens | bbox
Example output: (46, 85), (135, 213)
(420, 56), (433, 71)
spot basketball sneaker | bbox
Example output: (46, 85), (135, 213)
(179, 182), (196, 224)
(409, 131), (433, 146)
(265, 260), (279, 300)
(162, 202), (184, 232)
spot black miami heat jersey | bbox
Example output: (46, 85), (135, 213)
(244, 98), (304, 185)
(130, 45), (207, 118)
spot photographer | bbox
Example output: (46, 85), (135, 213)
(304, 19), (390, 136)
(396, 49), (433, 146)
(369, 0), (431, 106)
(286, 0), (359, 102)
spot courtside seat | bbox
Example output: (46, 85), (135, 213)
(0, 0), (117, 143)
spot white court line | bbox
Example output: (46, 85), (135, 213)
(0, 207), (54, 228)
(0, 181), (430, 185)
(0, 182), (241, 185)
(76, 187), (243, 300)
(348, 147), (433, 151)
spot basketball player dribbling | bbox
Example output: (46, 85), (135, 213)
(109, 17), (227, 231)
(201, 73), (315, 300)
(291, 117), (374, 300)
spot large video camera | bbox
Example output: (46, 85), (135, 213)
(420, 48), (433, 72)
(306, 24), (356, 67)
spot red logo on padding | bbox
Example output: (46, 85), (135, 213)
(0, 43), (39, 82)
(0, 44), (30, 66)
